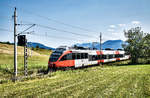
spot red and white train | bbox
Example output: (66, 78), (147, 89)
(48, 46), (129, 71)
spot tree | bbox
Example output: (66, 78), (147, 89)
(31, 47), (34, 50)
(6, 41), (10, 44)
(123, 27), (146, 64)
(141, 34), (150, 63)
(36, 45), (39, 50)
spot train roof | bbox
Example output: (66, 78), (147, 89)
(56, 46), (124, 51)
(54, 46), (125, 55)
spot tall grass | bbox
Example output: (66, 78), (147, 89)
(0, 65), (150, 97)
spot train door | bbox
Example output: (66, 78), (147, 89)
(106, 54), (114, 63)
(74, 53), (88, 68)
(81, 53), (89, 66)
(103, 54), (109, 63)
(74, 53), (82, 67)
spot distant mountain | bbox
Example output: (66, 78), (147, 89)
(75, 43), (93, 48)
(99, 40), (124, 50)
(27, 40), (124, 50)
(75, 40), (124, 50)
(27, 42), (55, 50)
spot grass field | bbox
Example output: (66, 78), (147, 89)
(0, 43), (150, 97)
(0, 65), (150, 97)
(0, 43), (51, 80)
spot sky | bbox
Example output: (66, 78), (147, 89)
(0, 0), (150, 48)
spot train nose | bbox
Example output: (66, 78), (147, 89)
(48, 62), (54, 67)
(47, 62), (56, 72)
(48, 62), (56, 70)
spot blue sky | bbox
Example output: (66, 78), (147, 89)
(0, 0), (150, 48)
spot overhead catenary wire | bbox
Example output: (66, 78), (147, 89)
(7, 4), (97, 33)
(17, 7), (98, 33)
(5, 5), (99, 38)
(0, 27), (22, 34)
(21, 20), (97, 38)
(2, 5), (100, 44)
(32, 33), (75, 40)
(36, 24), (96, 38)
(0, 28), (91, 43)
(0, 27), (97, 43)
(0, 28), (13, 32)
(31, 32), (92, 42)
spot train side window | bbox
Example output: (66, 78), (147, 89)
(77, 53), (81, 59)
(72, 53), (76, 60)
(81, 53), (84, 59)
(101, 55), (104, 59)
(115, 54), (124, 58)
(97, 55), (99, 60)
(85, 53), (88, 59)
(95, 55), (98, 60)
(91, 55), (98, 61)
(113, 54), (115, 58)
(60, 55), (67, 61)
(115, 54), (118, 58)
(89, 55), (92, 61)
(81, 53), (88, 59)
(98, 55), (100, 59)
(92, 55), (95, 60)
(89, 55), (99, 61)
(60, 53), (72, 61)
(120, 54), (124, 58)
(67, 53), (72, 60)
(98, 55), (103, 60)
(102, 55), (107, 59)
(105, 55), (107, 59)
(109, 55), (113, 59)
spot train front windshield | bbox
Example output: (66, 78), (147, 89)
(50, 55), (60, 62)
(49, 48), (65, 62)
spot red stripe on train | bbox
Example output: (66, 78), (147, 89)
(96, 51), (103, 55)
(115, 51), (120, 54)
(116, 58), (120, 61)
(98, 59), (104, 63)
(97, 51), (104, 63)
(56, 60), (75, 67)
(100, 60), (104, 63)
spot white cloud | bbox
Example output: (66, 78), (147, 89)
(109, 25), (116, 28)
(118, 24), (126, 27)
(112, 32), (118, 34)
(107, 29), (114, 32)
(131, 21), (141, 25)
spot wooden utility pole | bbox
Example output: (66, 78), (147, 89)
(100, 32), (102, 51)
(100, 32), (102, 66)
(14, 7), (17, 77)
(92, 42), (94, 50)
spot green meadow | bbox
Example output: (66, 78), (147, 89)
(0, 43), (150, 97)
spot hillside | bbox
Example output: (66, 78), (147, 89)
(27, 42), (55, 50)
(0, 43), (51, 56)
(0, 43), (51, 80)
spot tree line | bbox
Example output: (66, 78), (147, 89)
(123, 27), (150, 64)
